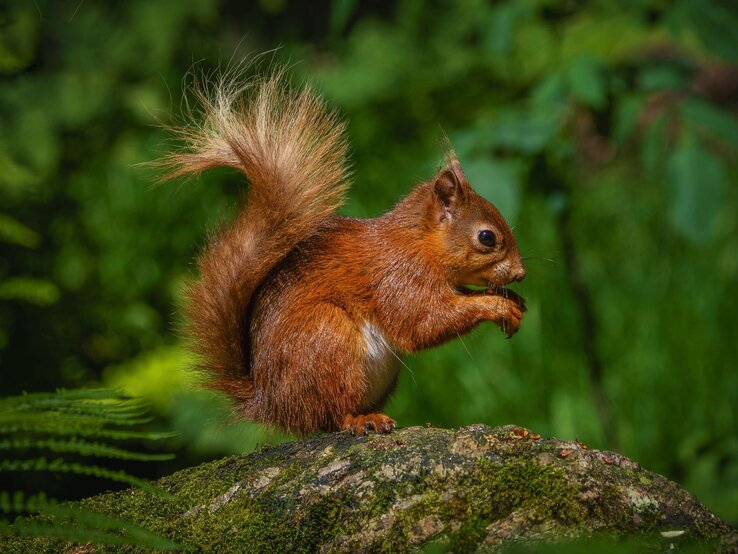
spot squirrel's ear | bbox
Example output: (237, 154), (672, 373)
(433, 161), (465, 222)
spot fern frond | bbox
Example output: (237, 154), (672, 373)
(0, 389), (150, 423)
(6, 395), (147, 411)
(0, 412), (155, 430)
(0, 438), (175, 461)
(55, 400), (150, 415)
(2, 392), (147, 412)
(0, 492), (178, 549)
(0, 418), (177, 440)
(0, 458), (170, 497)
(0, 388), (178, 547)
(0, 389), (131, 410)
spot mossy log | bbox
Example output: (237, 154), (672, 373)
(6, 424), (737, 552)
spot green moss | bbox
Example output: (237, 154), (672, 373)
(596, 484), (629, 529)
(480, 458), (585, 522)
(447, 458), (586, 550)
(274, 461), (305, 485)
(637, 474), (652, 486)
(299, 494), (355, 548)
(368, 480), (401, 518)
(376, 492), (441, 551)
(364, 455), (588, 552)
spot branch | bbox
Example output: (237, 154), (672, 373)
(5, 424), (736, 552)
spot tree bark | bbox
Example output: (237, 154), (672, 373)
(6, 424), (737, 553)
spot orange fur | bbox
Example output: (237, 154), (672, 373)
(162, 71), (526, 435)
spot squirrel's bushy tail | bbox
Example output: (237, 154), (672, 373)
(161, 70), (350, 403)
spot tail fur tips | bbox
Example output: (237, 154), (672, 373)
(160, 69), (351, 220)
(161, 69), (350, 402)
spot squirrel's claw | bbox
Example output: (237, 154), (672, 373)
(486, 285), (527, 313)
(342, 413), (396, 435)
(487, 293), (524, 338)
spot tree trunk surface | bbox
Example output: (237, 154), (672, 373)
(6, 424), (738, 553)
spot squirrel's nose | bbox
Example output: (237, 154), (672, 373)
(510, 263), (526, 282)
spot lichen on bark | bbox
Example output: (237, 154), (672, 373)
(4, 424), (737, 553)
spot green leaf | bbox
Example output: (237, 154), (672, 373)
(567, 55), (607, 109)
(483, 2), (531, 55)
(560, 12), (651, 63)
(512, 20), (557, 79)
(613, 95), (644, 145)
(640, 113), (667, 173)
(452, 110), (560, 160)
(531, 71), (567, 108)
(0, 438), (174, 462)
(0, 457), (169, 497)
(0, 214), (39, 248)
(681, 0), (738, 63)
(666, 135), (726, 243)
(637, 64), (686, 92)
(0, 414), (176, 440)
(0, 389), (179, 442)
(0, 152), (40, 189)
(0, 412), (153, 431)
(490, 110), (560, 154)
(681, 98), (738, 150)
(0, 388), (132, 409)
(0, 7), (39, 74)
(0, 492), (178, 549)
(330, 0), (359, 34)
(0, 278), (60, 305)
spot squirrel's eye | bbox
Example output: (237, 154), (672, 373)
(478, 229), (497, 247)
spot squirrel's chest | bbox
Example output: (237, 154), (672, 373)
(359, 322), (401, 410)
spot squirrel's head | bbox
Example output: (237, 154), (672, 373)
(430, 159), (526, 288)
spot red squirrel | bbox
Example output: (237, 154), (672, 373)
(161, 72), (526, 436)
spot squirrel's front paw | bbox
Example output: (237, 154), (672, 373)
(485, 294), (525, 338)
(342, 413), (396, 436)
(486, 285), (527, 313)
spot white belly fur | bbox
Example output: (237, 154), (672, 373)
(360, 322), (401, 411)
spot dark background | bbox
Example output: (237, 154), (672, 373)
(1, 0), (737, 525)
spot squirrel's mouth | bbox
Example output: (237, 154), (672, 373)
(456, 283), (520, 298)
(456, 284), (488, 296)
(486, 283), (523, 300)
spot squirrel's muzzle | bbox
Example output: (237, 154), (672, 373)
(509, 261), (526, 283)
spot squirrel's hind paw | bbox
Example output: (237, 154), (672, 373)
(342, 413), (396, 436)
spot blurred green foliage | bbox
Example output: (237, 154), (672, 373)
(1, 0), (737, 526)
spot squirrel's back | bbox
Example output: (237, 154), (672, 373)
(160, 70), (351, 403)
